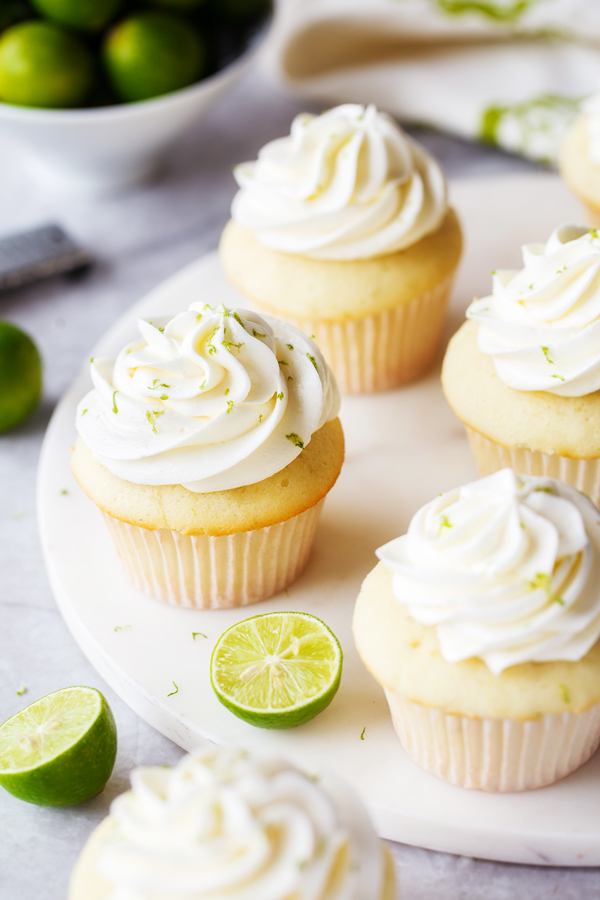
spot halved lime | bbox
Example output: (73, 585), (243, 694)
(211, 612), (343, 729)
(0, 687), (117, 806)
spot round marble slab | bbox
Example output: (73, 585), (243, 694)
(38, 173), (600, 866)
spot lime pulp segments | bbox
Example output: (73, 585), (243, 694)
(211, 612), (343, 729)
(0, 686), (117, 806)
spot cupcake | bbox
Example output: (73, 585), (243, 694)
(71, 302), (343, 609)
(69, 745), (396, 900)
(442, 224), (600, 505)
(560, 93), (600, 226)
(353, 469), (600, 792)
(220, 103), (462, 394)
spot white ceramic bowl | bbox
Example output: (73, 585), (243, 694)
(0, 27), (267, 196)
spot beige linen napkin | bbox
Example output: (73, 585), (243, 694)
(263, 0), (600, 162)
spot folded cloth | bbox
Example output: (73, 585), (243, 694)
(262, 0), (600, 163)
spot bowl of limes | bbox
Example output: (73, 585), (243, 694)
(0, 0), (271, 194)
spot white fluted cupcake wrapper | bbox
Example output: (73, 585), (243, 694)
(102, 499), (324, 609)
(255, 276), (453, 395)
(385, 689), (600, 792)
(466, 426), (600, 508)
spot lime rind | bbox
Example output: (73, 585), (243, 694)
(211, 612), (343, 729)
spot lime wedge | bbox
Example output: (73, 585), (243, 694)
(0, 686), (117, 806)
(211, 612), (343, 729)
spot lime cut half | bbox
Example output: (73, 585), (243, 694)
(211, 612), (343, 729)
(0, 686), (117, 806)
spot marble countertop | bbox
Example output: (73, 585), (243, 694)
(0, 65), (597, 899)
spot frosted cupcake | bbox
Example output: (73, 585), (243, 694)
(560, 93), (600, 225)
(442, 224), (600, 505)
(220, 104), (462, 394)
(354, 469), (600, 792)
(69, 746), (396, 900)
(71, 302), (343, 609)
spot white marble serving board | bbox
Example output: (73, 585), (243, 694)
(38, 173), (600, 867)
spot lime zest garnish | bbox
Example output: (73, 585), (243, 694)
(222, 339), (244, 352)
(192, 632), (207, 641)
(167, 682), (179, 697)
(259, 414), (263, 423)
(226, 400), (234, 414)
(60, 489), (68, 496)
(112, 392), (118, 414)
(286, 433), (304, 449)
(439, 515), (452, 531)
(287, 375), (293, 381)
(307, 353), (318, 372)
(81, 408), (88, 416)
(207, 327), (218, 355)
(146, 410), (164, 433)
(224, 388), (229, 396)
(541, 346), (555, 365)
(233, 312), (246, 329)
(252, 329), (266, 338)
(526, 572), (563, 605)
(16, 685), (26, 696)
(114, 625), (131, 632)
(277, 392), (284, 400)
(286, 343), (294, 350)
(360, 726), (366, 740)
(559, 683), (570, 703)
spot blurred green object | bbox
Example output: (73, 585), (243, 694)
(147, 0), (206, 9)
(205, 0), (271, 21)
(0, 21), (94, 108)
(0, 321), (42, 434)
(103, 12), (206, 103)
(30, 0), (123, 33)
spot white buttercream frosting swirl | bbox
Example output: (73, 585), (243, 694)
(76, 303), (339, 493)
(582, 92), (600, 167)
(97, 746), (385, 900)
(377, 469), (600, 675)
(231, 103), (448, 261)
(467, 224), (600, 396)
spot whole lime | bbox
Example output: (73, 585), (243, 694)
(31, 0), (123, 33)
(0, 687), (117, 807)
(103, 12), (206, 103)
(0, 322), (42, 433)
(0, 21), (94, 109)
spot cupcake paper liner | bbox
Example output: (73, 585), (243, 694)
(256, 275), (453, 395)
(466, 427), (600, 508)
(102, 498), (324, 609)
(384, 689), (600, 792)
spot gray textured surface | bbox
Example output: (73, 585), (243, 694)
(0, 67), (596, 899)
